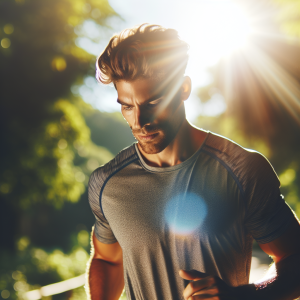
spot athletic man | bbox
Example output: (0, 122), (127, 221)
(86, 24), (300, 300)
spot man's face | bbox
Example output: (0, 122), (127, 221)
(115, 78), (185, 154)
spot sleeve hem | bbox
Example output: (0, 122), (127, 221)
(255, 216), (294, 244)
(94, 230), (118, 244)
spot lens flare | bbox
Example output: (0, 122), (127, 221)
(164, 193), (207, 235)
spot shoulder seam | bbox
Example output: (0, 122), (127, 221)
(99, 154), (138, 220)
(202, 149), (246, 205)
(203, 144), (225, 155)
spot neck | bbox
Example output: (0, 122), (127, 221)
(137, 119), (207, 168)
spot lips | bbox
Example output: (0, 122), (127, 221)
(137, 132), (159, 141)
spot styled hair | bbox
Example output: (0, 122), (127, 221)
(96, 24), (189, 85)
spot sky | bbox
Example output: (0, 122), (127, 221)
(75, 0), (251, 121)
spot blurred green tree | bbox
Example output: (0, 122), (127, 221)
(0, 0), (115, 245)
(0, 0), (119, 298)
(275, 0), (300, 38)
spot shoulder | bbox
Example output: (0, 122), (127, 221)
(89, 144), (138, 190)
(88, 144), (138, 214)
(202, 132), (280, 190)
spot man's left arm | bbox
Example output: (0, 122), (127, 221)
(180, 216), (300, 300)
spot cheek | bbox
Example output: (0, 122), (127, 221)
(158, 96), (182, 119)
(122, 111), (133, 126)
(156, 106), (177, 124)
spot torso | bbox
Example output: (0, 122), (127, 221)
(89, 131), (290, 300)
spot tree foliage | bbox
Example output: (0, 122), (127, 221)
(0, 0), (117, 298)
(0, 0), (115, 210)
(274, 0), (300, 38)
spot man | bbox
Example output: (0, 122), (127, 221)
(86, 24), (300, 300)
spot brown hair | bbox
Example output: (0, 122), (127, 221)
(96, 24), (189, 85)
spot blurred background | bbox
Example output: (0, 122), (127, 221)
(1, 0), (300, 299)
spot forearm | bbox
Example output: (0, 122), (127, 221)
(235, 253), (300, 300)
(86, 258), (124, 300)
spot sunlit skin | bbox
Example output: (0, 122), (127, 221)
(115, 76), (208, 168)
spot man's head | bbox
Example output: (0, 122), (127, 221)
(96, 23), (189, 86)
(96, 24), (191, 154)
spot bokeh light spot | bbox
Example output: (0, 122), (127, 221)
(75, 171), (85, 182)
(0, 183), (11, 194)
(91, 8), (101, 19)
(17, 237), (30, 251)
(77, 230), (89, 247)
(87, 158), (99, 171)
(4, 24), (14, 34)
(164, 193), (207, 235)
(12, 270), (22, 280)
(1, 290), (10, 299)
(14, 281), (28, 292)
(280, 169), (296, 187)
(51, 56), (67, 72)
(58, 139), (68, 149)
(1, 38), (11, 48)
(75, 249), (87, 261)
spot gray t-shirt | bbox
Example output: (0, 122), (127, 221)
(88, 131), (294, 300)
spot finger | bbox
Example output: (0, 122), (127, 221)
(192, 295), (235, 300)
(179, 269), (208, 280)
(183, 277), (215, 299)
(194, 285), (220, 296)
(191, 288), (236, 300)
(191, 295), (219, 300)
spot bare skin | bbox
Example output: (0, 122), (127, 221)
(115, 76), (208, 167)
(88, 232), (124, 300)
(87, 76), (300, 300)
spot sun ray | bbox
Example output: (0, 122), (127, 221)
(242, 44), (300, 124)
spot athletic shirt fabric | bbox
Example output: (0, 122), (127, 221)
(88, 131), (294, 300)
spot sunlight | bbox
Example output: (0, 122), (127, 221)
(244, 44), (300, 124)
(178, 0), (251, 68)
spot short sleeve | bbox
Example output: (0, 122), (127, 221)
(244, 152), (295, 244)
(88, 168), (117, 244)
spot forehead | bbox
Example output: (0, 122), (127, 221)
(115, 79), (165, 104)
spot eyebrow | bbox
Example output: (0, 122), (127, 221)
(116, 98), (129, 106)
(117, 95), (164, 106)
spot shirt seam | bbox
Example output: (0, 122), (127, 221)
(99, 154), (138, 220)
(202, 149), (246, 209)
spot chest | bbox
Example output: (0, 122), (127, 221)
(101, 162), (244, 251)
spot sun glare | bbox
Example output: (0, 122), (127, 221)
(178, 0), (251, 68)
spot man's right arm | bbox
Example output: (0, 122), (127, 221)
(86, 231), (124, 300)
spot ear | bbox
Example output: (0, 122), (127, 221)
(180, 76), (192, 101)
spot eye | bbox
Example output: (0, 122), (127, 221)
(122, 105), (133, 111)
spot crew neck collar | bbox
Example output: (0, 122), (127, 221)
(134, 131), (210, 173)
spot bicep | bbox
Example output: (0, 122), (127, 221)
(259, 216), (300, 263)
(93, 231), (123, 265)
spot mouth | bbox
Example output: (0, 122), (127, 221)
(137, 132), (159, 141)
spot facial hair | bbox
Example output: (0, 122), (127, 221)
(131, 109), (185, 154)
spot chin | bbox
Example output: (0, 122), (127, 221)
(139, 143), (163, 154)
(138, 138), (169, 154)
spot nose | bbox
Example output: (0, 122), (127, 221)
(134, 106), (151, 129)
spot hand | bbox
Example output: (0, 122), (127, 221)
(179, 269), (238, 300)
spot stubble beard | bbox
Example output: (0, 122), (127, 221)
(132, 120), (181, 155)
(136, 132), (169, 154)
(132, 100), (186, 155)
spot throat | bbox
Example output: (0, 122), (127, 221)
(137, 121), (208, 168)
